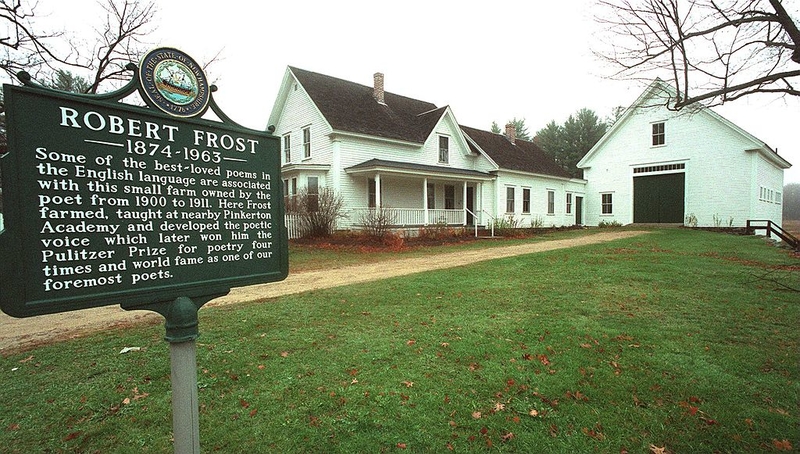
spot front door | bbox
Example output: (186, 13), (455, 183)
(575, 196), (583, 226)
(466, 187), (475, 225)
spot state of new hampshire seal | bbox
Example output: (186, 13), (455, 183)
(139, 48), (210, 118)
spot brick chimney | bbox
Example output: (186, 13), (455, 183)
(505, 122), (516, 144)
(373, 72), (385, 104)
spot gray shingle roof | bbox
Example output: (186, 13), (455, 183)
(290, 67), (443, 144)
(460, 125), (573, 179)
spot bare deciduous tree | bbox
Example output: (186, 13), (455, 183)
(1, 0), (156, 93)
(86, 0), (156, 93)
(1, 0), (83, 81)
(595, 0), (800, 109)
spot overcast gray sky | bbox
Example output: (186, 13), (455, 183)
(37, 0), (800, 183)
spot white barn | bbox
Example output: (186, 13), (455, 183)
(577, 79), (791, 228)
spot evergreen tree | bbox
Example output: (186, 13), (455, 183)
(534, 108), (608, 178)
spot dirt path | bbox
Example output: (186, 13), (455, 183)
(0, 230), (648, 353)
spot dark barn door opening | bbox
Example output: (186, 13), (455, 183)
(633, 173), (685, 223)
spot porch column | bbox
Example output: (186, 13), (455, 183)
(331, 139), (342, 193)
(423, 178), (429, 225)
(375, 173), (381, 208)
(477, 182), (483, 225)
(463, 181), (468, 226)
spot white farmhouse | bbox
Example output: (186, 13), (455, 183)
(578, 79), (792, 228)
(268, 67), (585, 233)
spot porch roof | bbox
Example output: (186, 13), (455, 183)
(345, 158), (493, 181)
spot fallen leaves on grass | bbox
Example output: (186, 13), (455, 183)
(772, 439), (793, 451)
(582, 425), (605, 441)
(565, 390), (589, 402)
(537, 354), (551, 366)
(63, 431), (81, 441)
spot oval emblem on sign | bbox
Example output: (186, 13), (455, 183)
(139, 48), (210, 118)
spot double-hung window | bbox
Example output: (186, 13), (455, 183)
(307, 176), (319, 212)
(283, 134), (291, 163)
(652, 122), (665, 146)
(506, 187), (515, 213)
(566, 193), (573, 214)
(427, 183), (435, 209)
(522, 188), (531, 213)
(547, 190), (555, 215)
(303, 127), (311, 159)
(601, 193), (613, 214)
(438, 136), (449, 164)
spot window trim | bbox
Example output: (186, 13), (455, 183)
(505, 186), (515, 214)
(302, 126), (311, 159)
(601, 193), (613, 215)
(307, 176), (319, 211)
(566, 192), (573, 214)
(283, 133), (291, 163)
(522, 188), (531, 214)
(651, 121), (665, 147)
(438, 135), (450, 164)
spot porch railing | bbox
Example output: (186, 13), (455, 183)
(285, 208), (488, 239)
(349, 207), (467, 227)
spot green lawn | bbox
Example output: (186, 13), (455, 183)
(1, 229), (797, 453)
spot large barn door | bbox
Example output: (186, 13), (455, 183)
(633, 173), (685, 223)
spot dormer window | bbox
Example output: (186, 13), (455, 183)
(438, 135), (449, 164)
(652, 122), (665, 146)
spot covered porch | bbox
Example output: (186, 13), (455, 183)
(344, 159), (494, 229)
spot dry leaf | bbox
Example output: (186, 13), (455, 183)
(772, 439), (793, 451)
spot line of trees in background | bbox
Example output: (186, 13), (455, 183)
(492, 107), (618, 178)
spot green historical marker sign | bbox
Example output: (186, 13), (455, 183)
(0, 49), (288, 318)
